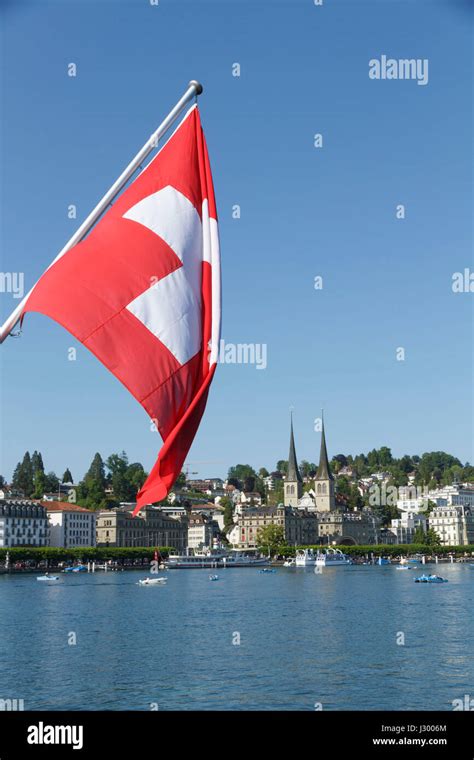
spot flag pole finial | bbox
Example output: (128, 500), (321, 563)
(189, 80), (203, 95)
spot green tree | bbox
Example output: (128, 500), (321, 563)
(425, 528), (441, 547)
(220, 496), (234, 531)
(32, 470), (47, 499)
(76, 452), (107, 509)
(300, 460), (317, 478)
(62, 468), (73, 483)
(12, 452), (34, 496)
(335, 476), (351, 497)
(378, 446), (393, 467)
(462, 465), (474, 482)
(267, 479), (284, 506)
(106, 452), (130, 501)
(399, 455), (414, 474)
(418, 452), (462, 485)
(387, 470), (408, 488)
(125, 462), (147, 497)
(31, 451), (45, 477)
(367, 449), (379, 469)
(44, 472), (60, 493)
(276, 460), (288, 476)
(227, 464), (257, 491)
(86, 453), (106, 488)
(256, 524), (284, 555)
(175, 471), (187, 488)
(348, 484), (364, 511)
(353, 453), (369, 477)
(103, 453), (147, 503)
(413, 526), (426, 544)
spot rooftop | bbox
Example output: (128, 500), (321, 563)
(41, 500), (93, 513)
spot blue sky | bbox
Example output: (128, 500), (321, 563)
(0, 0), (472, 483)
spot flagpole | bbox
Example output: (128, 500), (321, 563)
(0, 80), (203, 344)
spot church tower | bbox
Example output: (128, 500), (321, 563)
(314, 414), (336, 511)
(284, 414), (303, 507)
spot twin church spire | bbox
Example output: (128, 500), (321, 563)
(284, 412), (335, 511)
(315, 415), (334, 482)
(287, 413), (302, 484)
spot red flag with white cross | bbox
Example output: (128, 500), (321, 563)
(20, 105), (221, 514)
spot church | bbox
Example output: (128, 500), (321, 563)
(283, 415), (379, 545)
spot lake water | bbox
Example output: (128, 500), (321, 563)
(0, 563), (472, 711)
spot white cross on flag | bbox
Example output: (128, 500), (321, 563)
(20, 105), (221, 514)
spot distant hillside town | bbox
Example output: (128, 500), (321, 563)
(1, 419), (474, 551)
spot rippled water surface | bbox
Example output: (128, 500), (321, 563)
(0, 563), (472, 710)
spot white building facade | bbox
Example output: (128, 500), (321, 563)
(389, 511), (427, 544)
(45, 502), (96, 548)
(0, 500), (49, 547)
(187, 514), (220, 549)
(429, 505), (474, 546)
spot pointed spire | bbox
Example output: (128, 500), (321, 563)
(316, 411), (333, 481)
(287, 412), (302, 483)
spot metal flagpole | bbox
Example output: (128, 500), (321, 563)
(0, 80), (203, 344)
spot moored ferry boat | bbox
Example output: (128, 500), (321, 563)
(315, 548), (351, 567)
(295, 549), (317, 567)
(165, 549), (269, 569)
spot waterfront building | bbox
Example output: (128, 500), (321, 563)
(378, 528), (398, 545)
(138, 505), (187, 550)
(389, 510), (427, 544)
(45, 501), (96, 548)
(317, 509), (378, 545)
(96, 508), (145, 547)
(0, 500), (49, 547)
(187, 513), (220, 549)
(227, 505), (318, 550)
(96, 505), (187, 550)
(429, 505), (474, 546)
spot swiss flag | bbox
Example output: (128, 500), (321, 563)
(21, 105), (221, 515)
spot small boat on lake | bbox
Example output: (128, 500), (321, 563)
(283, 558), (296, 567)
(37, 575), (59, 582)
(414, 574), (448, 584)
(209, 574), (219, 581)
(137, 577), (167, 586)
(260, 568), (276, 573)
